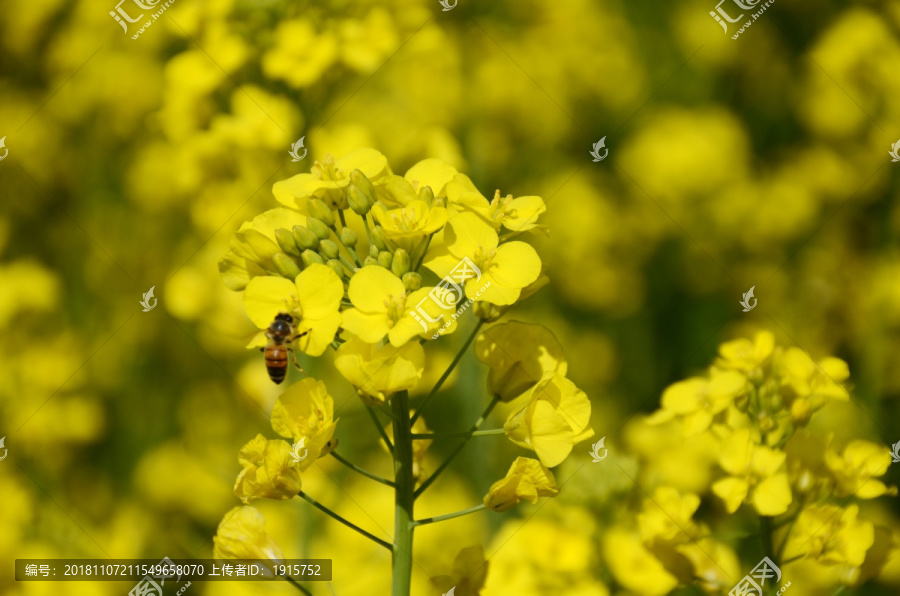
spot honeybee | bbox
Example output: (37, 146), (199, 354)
(262, 312), (308, 384)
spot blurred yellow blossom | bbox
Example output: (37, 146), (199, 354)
(484, 457), (558, 512)
(431, 545), (488, 596)
(712, 428), (792, 515)
(213, 506), (285, 561)
(648, 369), (746, 435)
(824, 440), (897, 499)
(784, 504), (875, 567)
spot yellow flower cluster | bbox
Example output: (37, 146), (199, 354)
(603, 331), (899, 594)
(213, 149), (592, 593)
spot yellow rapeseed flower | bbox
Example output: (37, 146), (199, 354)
(603, 528), (678, 596)
(371, 200), (448, 254)
(242, 264), (343, 356)
(270, 377), (338, 460)
(483, 457), (559, 512)
(649, 369), (746, 435)
(783, 504), (875, 567)
(233, 435), (303, 503)
(504, 374), (593, 467)
(474, 321), (567, 402)
(213, 506), (285, 561)
(341, 266), (454, 346)
(424, 212), (541, 306)
(824, 440), (897, 499)
(712, 428), (792, 515)
(218, 208), (308, 290)
(716, 330), (775, 378)
(333, 336), (424, 405)
(431, 545), (488, 596)
(273, 149), (390, 210)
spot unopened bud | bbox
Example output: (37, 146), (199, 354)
(308, 198), (335, 227)
(347, 185), (372, 216)
(293, 225), (319, 250)
(418, 185), (435, 205)
(273, 252), (302, 279)
(339, 227), (358, 248)
(301, 249), (325, 267)
(369, 245), (379, 258)
(319, 239), (340, 260)
(372, 226), (387, 250)
(275, 228), (300, 257)
(307, 217), (331, 240)
(350, 169), (377, 204)
(377, 251), (393, 269)
(402, 272), (422, 291)
(364, 256), (379, 267)
(392, 248), (410, 277)
(326, 259), (346, 279)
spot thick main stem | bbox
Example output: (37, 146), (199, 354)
(391, 390), (415, 596)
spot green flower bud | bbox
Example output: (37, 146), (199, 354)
(402, 272), (422, 291)
(372, 226), (387, 251)
(392, 248), (410, 277)
(307, 217), (331, 240)
(418, 185), (435, 206)
(319, 239), (340, 260)
(308, 198), (335, 227)
(301, 249), (325, 267)
(347, 185), (372, 216)
(364, 256), (379, 267)
(433, 196), (447, 209)
(275, 228), (301, 257)
(326, 259), (346, 279)
(369, 245), (379, 258)
(293, 225), (319, 250)
(377, 250), (393, 269)
(273, 252), (303, 279)
(350, 169), (377, 204)
(339, 227), (358, 248)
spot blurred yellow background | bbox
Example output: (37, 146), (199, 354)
(2, 0), (900, 594)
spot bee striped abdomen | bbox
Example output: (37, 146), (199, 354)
(264, 344), (289, 384)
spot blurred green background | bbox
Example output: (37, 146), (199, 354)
(2, 0), (900, 594)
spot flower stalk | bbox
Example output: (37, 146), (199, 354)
(391, 390), (415, 596)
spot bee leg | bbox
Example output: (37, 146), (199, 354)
(288, 347), (307, 376)
(292, 330), (310, 340)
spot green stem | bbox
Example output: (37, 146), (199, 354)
(338, 210), (348, 228)
(391, 391), (415, 596)
(362, 215), (374, 249)
(412, 503), (485, 527)
(414, 395), (500, 499)
(284, 575), (314, 595)
(298, 491), (391, 549)
(411, 429), (504, 439)
(367, 407), (394, 455)
(331, 451), (395, 487)
(411, 320), (484, 425)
